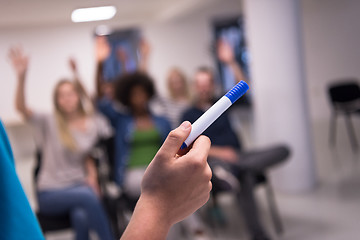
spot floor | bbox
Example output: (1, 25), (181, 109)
(6, 120), (360, 240)
(34, 165), (360, 240)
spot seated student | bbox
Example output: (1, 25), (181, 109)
(151, 68), (191, 129)
(97, 72), (171, 199)
(9, 47), (114, 240)
(181, 67), (288, 240)
(0, 118), (212, 240)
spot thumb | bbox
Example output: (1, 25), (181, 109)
(156, 121), (192, 160)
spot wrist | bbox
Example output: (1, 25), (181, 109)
(226, 60), (237, 66)
(133, 195), (172, 235)
(17, 73), (26, 81)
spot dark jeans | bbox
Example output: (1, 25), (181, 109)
(38, 184), (114, 240)
(209, 145), (289, 240)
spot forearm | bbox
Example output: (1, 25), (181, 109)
(71, 67), (92, 102)
(138, 56), (148, 73)
(15, 75), (31, 119)
(120, 196), (171, 240)
(209, 146), (238, 162)
(228, 61), (246, 83)
(209, 146), (228, 158)
(85, 158), (98, 179)
(95, 62), (104, 100)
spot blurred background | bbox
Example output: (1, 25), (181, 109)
(1, 0), (359, 239)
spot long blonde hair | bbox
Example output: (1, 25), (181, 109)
(167, 68), (190, 100)
(53, 79), (89, 151)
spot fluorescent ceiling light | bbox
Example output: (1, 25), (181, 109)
(71, 6), (116, 23)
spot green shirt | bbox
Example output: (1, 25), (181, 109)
(128, 128), (161, 168)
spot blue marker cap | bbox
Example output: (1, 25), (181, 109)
(180, 142), (187, 150)
(225, 80), (249, 104)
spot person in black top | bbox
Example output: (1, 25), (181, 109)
(182, 66), (289, 240)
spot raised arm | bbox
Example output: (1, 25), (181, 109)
(69, 58), (93, 101)
(9, 47), (32, 120)
(217, 39), (247, 83)
(138, 38), (150, 73)
(94, 36), (111, 100)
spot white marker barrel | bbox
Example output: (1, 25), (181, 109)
(183, 96), (232, 148)
(181, 81), (249, 149)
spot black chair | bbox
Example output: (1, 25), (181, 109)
(33, 151), (72, 234)
(34, 140), (123, 237)
(208, 145), (290, 239)
(91, 136), (135, 238)
(328, 80), (360, 152)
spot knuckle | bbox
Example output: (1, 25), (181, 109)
(168, 129), (182, 141)
(199, 135), (211, 145)
(207, 181), (212, 192)
(205, 165), (212, 181)
(189, 158), (203, 171)
(204, 191), (211, 203)
(154, 151), (166, 161)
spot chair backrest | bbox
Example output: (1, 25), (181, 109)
(34, 150), (42, 184)
(328, 80), (360, 104)
(91, 136), (116, 181)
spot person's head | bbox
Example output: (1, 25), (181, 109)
(193, 66), (215, 104)
(167, 68), (189, 100)
(53, 80), (85, 116)
(115, 72), (155, 114)
(53, 79), (87, 151)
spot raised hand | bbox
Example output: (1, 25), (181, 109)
(138, 38), (151, 72)
(69, 57), (77, 74)
(9, 46), (29, 78)
(139, 38), (151, 59)
(217, 39), (247, 83)
(95, 36), (110, 63)
(217, 39), (235, 64)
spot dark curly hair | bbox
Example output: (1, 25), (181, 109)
(114, 71), (156, 107)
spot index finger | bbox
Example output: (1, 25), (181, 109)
(184, 135), (211, 163)
(156, 121), (192, 160)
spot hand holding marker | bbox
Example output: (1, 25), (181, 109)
(181, 80), (249, 149)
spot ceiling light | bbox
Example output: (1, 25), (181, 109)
(71, 6), (116, 23)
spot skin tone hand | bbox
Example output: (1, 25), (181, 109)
(69, 57), (78, 75)
(217, 39), (235, 64)
(121, 121), (212, 240)
(9, 46), (28, 79)
(95, 36), (111, 63)
(85, 158), (101, 197)
(209, 146), (238, 163)
(217, 39), (247, 83)
(138, 38), (151, 72)
(9, 46), (32, 119)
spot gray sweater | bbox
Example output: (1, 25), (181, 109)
(30, 112), (112, 191)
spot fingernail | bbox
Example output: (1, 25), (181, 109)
(180, 121), (191, 130)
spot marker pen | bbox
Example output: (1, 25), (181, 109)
(181, 80), (249, 149)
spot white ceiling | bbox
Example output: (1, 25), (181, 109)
(0, 0), (218, 28)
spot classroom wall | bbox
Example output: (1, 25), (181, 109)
(0, 25), (96, 123)
(301, 0), (360, 182)
(1, 0), (359, 185)
(0, 0), (242, 124)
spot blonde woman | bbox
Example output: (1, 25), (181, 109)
(150, 68), (191, 129)
(10, 47), (114, 240)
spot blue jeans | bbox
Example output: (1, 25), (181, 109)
(38, 185), (114, 240)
